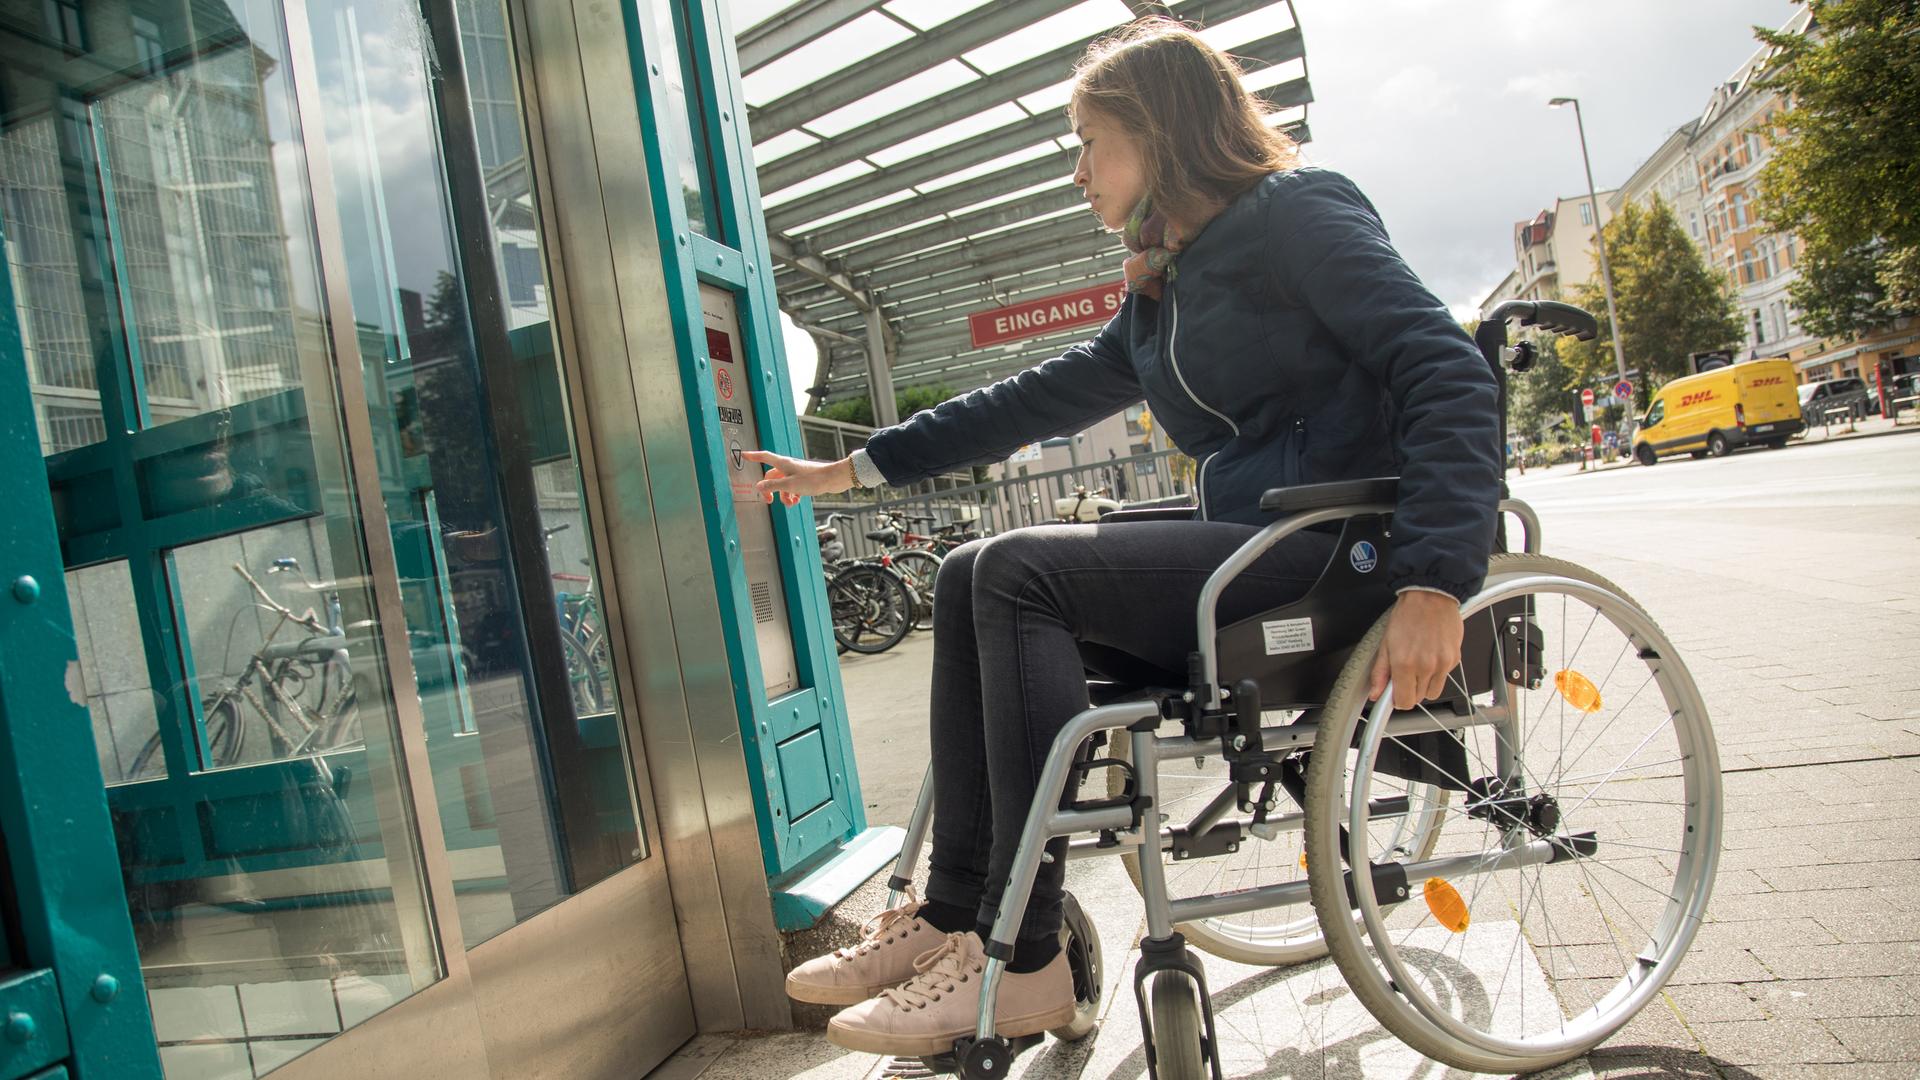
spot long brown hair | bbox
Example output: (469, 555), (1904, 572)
(1071, 18), (1301, 219)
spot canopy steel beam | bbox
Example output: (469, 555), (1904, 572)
(768, 111), (1065, 229)
(781, 219), (1113, 318)
(748, 0), (1085, 143)
(765, 76), (1306, 237)
(767, 233), (873, 311)
(757, 0), (1278, 194)
(737, 0), (888, 75)
(777, 151), (1075, 246)
(777, 211), (1107, 313)
(820, 245), (1118, 330)
(885, 260), (1116, 326)
(830, 187), (1089, 269)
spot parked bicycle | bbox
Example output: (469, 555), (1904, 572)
(130, 557), (359, 777)
(818, 513), (916, 655)
(543, 523), (613, 716)
(868, 511), (947, 632)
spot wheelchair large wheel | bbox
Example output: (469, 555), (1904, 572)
(1303, 554), (1721, 1074)
(1108, 730), (1446, 967)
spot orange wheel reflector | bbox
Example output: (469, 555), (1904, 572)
(1298, 851), (1308, 871)
(1555, 669), (1604, 714)
(1424, 877), (1470, 933)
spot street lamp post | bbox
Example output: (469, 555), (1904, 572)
(1550, 96), (1632, 436)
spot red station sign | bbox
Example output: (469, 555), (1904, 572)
(968, 281), (1127, 349)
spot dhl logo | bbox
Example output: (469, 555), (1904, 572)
(1680, 390), (1716, 407)
(1748, 376), (1785, 387)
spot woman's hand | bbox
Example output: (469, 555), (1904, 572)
(1366, 590), (1464, 711)
(741, 450), (854, 506)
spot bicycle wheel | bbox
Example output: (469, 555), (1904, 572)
(889, 550), (943, 632)
(1108, 727), (1445, 966)
(829, 564), (913, 654)
(560, 628), (609, 716)
(1304, 554), (1720, 1074)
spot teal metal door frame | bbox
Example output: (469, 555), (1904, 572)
(0, 222), (161, 1079)
(619, 0), (895, 920)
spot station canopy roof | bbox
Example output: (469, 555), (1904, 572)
(730, 0), (1311, 410)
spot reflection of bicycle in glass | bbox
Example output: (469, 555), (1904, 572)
(130, 557), (360, 777)
(542, 523), (613, 717)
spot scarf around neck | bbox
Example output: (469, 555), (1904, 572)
(1122, 194), (1209, 301)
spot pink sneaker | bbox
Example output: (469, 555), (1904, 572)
(825, 932), (1076, 1057)
(786, 888), (949, 1006)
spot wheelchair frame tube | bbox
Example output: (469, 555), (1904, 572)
(1500, 498), (1542, 554)
(888, 768), (937, 908)
(1166, 836), (1572, 925)
(975, 699), (1161, 1042)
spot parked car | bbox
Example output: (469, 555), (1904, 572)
(1798, 376), (1872, 423)
(1633, 359), (1804, 465)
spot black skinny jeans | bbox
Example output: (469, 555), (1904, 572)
(924, 520), (1336, 944)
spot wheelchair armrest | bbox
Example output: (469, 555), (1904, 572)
(1259, 477), (1399, 515)
(1098, 506), (1197, 524)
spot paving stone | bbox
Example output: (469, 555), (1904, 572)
(1745, 976), (1916, 1020)
(1689, 917), (1839, 951)
(1813, 912), (1920, 944)
(1823, 1016), (1920, 1061)
(1754, 862), (1920, 893)
(1690, 1018), (1854, 1065)
(1660, 981), (1770, 1023)
(1749, 942), (1920, 980)
(1647, 945), (1773, 986)
(1738, 1064), (1919, 1080)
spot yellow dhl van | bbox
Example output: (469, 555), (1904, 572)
(1632, 359), (1804, 465)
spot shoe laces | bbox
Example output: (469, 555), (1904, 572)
(835, 886), (923, 960)
(878, 932), (982, 1010)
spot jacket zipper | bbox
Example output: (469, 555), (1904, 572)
(1167, 288), (1238, 520)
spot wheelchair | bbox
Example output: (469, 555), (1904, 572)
(880, 301), (1722, 1078)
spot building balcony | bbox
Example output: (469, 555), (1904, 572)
(1703, 153), (1765, 197)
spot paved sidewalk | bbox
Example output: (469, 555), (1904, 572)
(1514, 413), (1917, 481)
(657, 435), (1920, 1079)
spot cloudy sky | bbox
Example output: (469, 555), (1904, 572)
(1289, 0), (1800, 319)
(770, 0), (1805, 409)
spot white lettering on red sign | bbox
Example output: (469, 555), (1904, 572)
(968, 282), (1127, 348)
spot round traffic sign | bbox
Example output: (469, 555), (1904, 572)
(1614, 379), (1633, 400)
(1581, 388), (1595, 407)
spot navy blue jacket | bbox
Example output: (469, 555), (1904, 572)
(863, 168), (1502, 601)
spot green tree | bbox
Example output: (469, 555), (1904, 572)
(1558, 198), (1743, 389)
(1753, 0), (1920, 337)
(815, 384), (960, 426)
(1505, 336), (1579, 445)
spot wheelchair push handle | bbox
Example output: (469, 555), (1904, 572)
(1483, 299), (1598, 341)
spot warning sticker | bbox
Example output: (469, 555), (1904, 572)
(1262, 618), (1314, 656)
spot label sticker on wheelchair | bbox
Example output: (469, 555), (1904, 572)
(1262, 618), (1314, 655)
(1349, 540), (1379, 573)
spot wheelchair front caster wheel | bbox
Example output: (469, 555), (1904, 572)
(955, 1035), (1014, 1078)
(1147, 970), (1209, 1080)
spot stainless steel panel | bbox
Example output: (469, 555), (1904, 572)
(700, 283), (799, 699)
(466, 862), (691, 1077)
(513, 0), (787, 1036)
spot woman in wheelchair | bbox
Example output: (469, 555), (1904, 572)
(746, 18), (1718, 1077)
